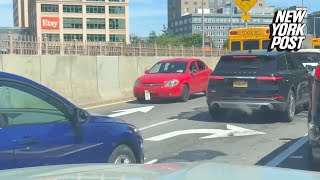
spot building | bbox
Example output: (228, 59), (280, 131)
(307, 11), (320, 38)
(13, 0), (29, 28)
(171, 13), (273, 48)
(13, 0), (129, 43)
(168, 0), (274, 48)
(0, 27), (30, 39)
(168, 0), (230, 33)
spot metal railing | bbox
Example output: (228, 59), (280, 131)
(0, 33), (227, 57)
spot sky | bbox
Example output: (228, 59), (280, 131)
(0, 0), (319, 37)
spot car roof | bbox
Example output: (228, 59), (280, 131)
(298, 49), (320, 53)
(159, 58), (201, 62)
(0, 71), (76, 108)
(224, 49), (286, 57)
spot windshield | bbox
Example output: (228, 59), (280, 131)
(297, 52), (320, 63)
(149, 61), (188, 74)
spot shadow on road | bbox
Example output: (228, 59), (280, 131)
(167, 107), (306, 124)
(157, 150), (227, 163)
(126, 94), (205, 105)
(254, 136), (320, 172)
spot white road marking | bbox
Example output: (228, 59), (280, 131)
(145, 124), (265, 141)
(108, 106), (154, 117)
(145, 159), (158, 164)
(264, 135), (308, 167)
(139, 119), (178, 131)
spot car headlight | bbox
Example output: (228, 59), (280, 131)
(134, 80), (140, 86)
(165, 79), (179, 87)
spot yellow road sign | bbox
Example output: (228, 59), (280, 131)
(234, 0), (257, 13)
(241, 13), (251, 21)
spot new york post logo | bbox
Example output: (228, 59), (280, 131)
(268, 10), (307, 52)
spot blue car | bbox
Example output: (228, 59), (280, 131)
(0, 72), (144, 170)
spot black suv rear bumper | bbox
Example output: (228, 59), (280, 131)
(207, 97), (287, 112)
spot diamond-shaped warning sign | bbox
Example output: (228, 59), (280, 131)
(234, 0), (257, 13)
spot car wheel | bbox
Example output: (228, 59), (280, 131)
(180, 85), (190, 102)
(203, 90), (207, 96)
(282, 90), (295, 122)
(209, 107), (223, 120)
(108, 145), (136, 164)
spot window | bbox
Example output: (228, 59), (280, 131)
(189, 62), (198, 73)
(87, 34), (106, 42)
(41, 4), (59, 12)
(42, 34), (60, 41)
(278, 55), (287, 70)
(109, 19), (125, 29)
(109, 34), (125, 42)
(109, 0), (125, 2)
(286, 54), (297, 70)
(231, 41), (241, 51)
(196, 61), (205, 71)
(87, 18), (105, 29)
(86, 6), (105, 13)
(64, 34), (83, 41)
(289, 53), (305, 70)
(0, 81), (67, 127)
(63, 5), (82, 13)
(262, 40), (270, 49)
(109, 6), (125, 14)
(63, 18), (83, 29)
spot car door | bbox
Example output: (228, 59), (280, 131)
(286, 53), (309, 105)
(188, 61), (201, 93)
(0, 80), (81, 168)
(0, 127), (14, 170)
(196, 60), (209, 91)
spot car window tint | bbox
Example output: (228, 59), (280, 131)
(196, 61), (205, 71)
(297, 52), (320, 63)
(189, 62), (198, 73)
(214, 55), (277, 75)
(292, 54), (305, 70)
(149, 61), (188, 74)
(278, 55), (287, 71)
(286, 54), (297, 70)
(0, 82), (67, 127)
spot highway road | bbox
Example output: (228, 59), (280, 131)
(86, 94), (314, 172)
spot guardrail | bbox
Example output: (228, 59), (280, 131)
(0, 33), (227, 57)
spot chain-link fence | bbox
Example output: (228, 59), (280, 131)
(0, 33), (227, 57)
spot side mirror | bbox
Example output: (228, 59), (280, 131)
(145, 70), (150, 74)
(306, 65), (313, 72)
(74, 108), (89, 123)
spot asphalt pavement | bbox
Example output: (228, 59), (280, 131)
(87, 94), (314, 172)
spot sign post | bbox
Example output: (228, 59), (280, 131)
(234, 0), (257, 27)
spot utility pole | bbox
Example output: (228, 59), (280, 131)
(202, 0), (205, 53)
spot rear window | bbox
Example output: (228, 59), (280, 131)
(231, 41), (240, 51)
(297, 52), (320, 63)
(243, 40), (259, 50)
(214, 55), (277, 74)
(262, 40), (270, 49)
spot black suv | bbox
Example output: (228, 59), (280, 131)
(207, 50), (310, 122)
(308, 65), (320, 166)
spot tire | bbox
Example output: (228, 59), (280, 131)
(180, 85), (190, 102)
(282, 90), (296, 122)
(108, 145), (136, 164)
(209, 107), (223, 120)
(303, 103), (309, 111)
(203, 90), (207, 96)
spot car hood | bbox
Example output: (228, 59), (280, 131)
(0, 162), (319, 180)
(88, 113), (126, 124)
(138, 73), (185, 83)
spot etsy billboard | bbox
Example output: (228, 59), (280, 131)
(41, 17), (60, 30)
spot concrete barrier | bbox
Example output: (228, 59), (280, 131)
(96, 56), (124, 102)
(118, 56), (138, 97)
(2, 55), (41, 83)
(70, 56), (101, 106)
(40, 56), (73, 101)
(0, 55), (222, 107)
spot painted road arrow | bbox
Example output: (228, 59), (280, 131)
(145, 124), (265, 141)
(108, 106), (154, 117)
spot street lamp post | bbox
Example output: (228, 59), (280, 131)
(202, 0), (205, 52)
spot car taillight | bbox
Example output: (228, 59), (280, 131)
(256, 76), (282, 81)
(209, 76), (224, 80)
(315, 66), (320, 81)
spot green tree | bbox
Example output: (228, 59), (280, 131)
(147, 31), (158, 43)
(223, 39), (229, 48)
(130, 35), (144, 44)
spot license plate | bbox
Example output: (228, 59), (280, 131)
(233, 81), (248, 88)
(144, 90), (151, 100)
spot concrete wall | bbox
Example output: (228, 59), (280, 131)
(0, 55), (221, 107)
